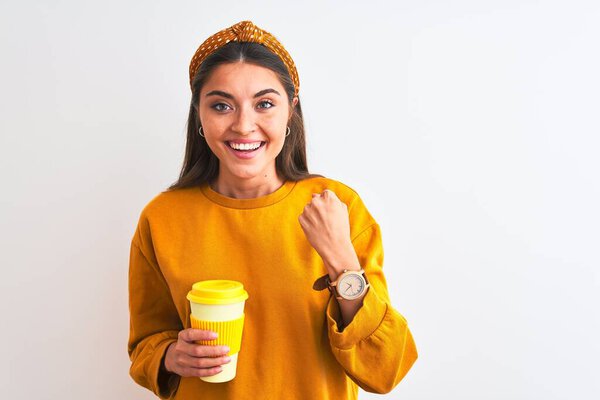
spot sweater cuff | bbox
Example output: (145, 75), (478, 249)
(152, 334), (180, 399)
(326, 286), (388, 349)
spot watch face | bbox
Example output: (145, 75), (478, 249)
(338, 273), (366, 299)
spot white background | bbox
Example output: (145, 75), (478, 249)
(1, 1), (599, 399)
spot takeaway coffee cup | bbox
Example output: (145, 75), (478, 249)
(186, 280), (249, 383)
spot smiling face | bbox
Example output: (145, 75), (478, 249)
(198, 62), (298, 189)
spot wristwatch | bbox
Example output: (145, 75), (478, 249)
(327, 269), (369, 300)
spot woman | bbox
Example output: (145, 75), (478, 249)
(128, 20), (417, 399)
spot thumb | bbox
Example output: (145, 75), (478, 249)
(322, 189), (337, 198)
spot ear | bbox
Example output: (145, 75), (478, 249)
(288, 96), (299, 122)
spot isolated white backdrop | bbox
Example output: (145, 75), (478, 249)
(1, 1), (599, 399)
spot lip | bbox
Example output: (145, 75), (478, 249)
(226, 139), (264, 144)
(225, 141), (266, 159)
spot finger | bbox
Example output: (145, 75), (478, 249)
(312, 193), (320, 198)
(182, 365), (224, 378)
(298, 213), (309, 229)
(187, 344), (230, 358)
(195, 365), (224, 378)
(183, 353), (231, 369)
(302, 204), (318, 221)
(180, 329), (218, 343)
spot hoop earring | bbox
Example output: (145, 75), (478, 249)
(198, 127), (204, 137)
(285, 126), (291, 137)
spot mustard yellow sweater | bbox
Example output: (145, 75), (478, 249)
(128, 176), (417, 399)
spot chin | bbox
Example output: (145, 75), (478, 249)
(228, 167), (267, 180)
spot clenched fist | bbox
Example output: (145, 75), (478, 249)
(298, 189), (359, 276)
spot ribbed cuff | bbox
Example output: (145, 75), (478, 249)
(326, 287), (388, 350)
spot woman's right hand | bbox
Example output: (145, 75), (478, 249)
(163, 329), (231, 378)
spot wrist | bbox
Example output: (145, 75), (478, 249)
(161, 342), (175, 373)
(323, 247), (361, 278)
(328, 268), (369, 303)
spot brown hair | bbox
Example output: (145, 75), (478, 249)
(167, 41), (321, 191)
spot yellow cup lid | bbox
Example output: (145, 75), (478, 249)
(187, 280), (249, 305)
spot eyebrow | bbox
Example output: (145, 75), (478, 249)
(205, 88), (281, 99)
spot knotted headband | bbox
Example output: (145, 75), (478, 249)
(188, 20), (300, 97)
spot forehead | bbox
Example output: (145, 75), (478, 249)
(201, 62), (286, 97)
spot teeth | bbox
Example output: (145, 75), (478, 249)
(229, 142), (261, 150)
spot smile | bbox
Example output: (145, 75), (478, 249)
(225, 141), (266, 159)
(227, 141), (265, 151)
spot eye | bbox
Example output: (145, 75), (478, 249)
(211, 103), (232, 112)
(257, 100), (274, 109)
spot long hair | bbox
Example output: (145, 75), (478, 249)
(167, 42), (321, 191)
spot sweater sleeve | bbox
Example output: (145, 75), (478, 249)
(128, 225), (183, 399)
(325, 221), (418, 394)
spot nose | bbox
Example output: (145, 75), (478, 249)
(231, 105), (256, 135)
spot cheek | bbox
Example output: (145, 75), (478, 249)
(198, 109), (209, 128)
(199, 113), (226, 133)
(261, 113), (288, 135)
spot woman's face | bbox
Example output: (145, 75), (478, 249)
(198, 62), (297, 185)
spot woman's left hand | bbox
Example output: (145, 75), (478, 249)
(298, 189), (359, 274)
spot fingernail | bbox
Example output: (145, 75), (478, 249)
(222, 346), (230, 353)
(210, 332), (218, 339)
(223, 356), (231, 363)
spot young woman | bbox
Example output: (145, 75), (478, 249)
(128, 20), (417, 399)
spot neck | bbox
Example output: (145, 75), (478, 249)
(210, 172), (285, 199)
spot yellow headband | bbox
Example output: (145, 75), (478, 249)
(189, 20), (300, 97)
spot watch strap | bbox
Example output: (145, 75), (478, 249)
(312, 273), (331, 291)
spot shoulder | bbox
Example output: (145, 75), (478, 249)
(296, 175), (378, 235)
(137, 186), (201, 221)
(132, 186), (201, 246)
(294, 175), (361, 205)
